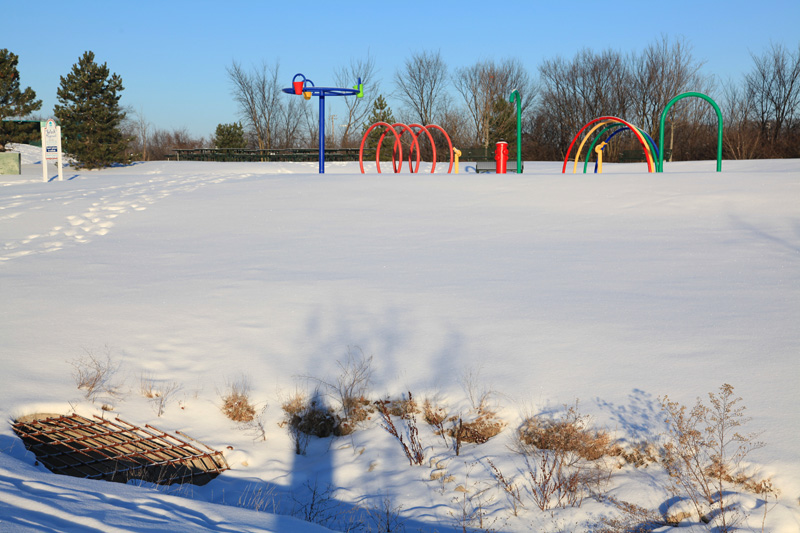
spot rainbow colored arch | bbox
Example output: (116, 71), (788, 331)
(562, 116), (658, 173)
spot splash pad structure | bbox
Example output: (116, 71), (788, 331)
(359, 122), (455, 174)
(282, 73), (363, 173)
(562, 92), (724, 173)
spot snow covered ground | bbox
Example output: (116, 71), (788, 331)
(1, 144), (798, 532)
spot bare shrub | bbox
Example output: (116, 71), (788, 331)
(593, 495), (669, 532)
(139, 372), (181, 416)
(240, 404), (268, 442)
(289, 478), (340, 527)
(68, 347), (121, 403)
(140, 372), (157, 398)
(377, 392), (424, 466)
(333, 347), (373, 419)
(449, 463), (502, 532)
(305, 347), (374, 433)
(486, 458), (524, 517)
(515, 402), (615, 510)
(220, 377), (256, 423)
(460, 365), (493, 412)
(237, 482), (277, 512)
(365, 496), (406, 533)
(521, 444), (585, 510)
(660, 383), (766, 531)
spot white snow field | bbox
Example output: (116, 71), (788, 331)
(1, 144), (798, 532)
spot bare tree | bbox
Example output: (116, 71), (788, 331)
(453, 58), (536, 149)
(148, 127), (206, 160)
(334, 54), (380, 147)
(535, 48), (632, 157)
(227, 61), (292, 149)
(134, 107), (151, 160)
(722, 81), (761, 160)
(745, 42), (800, 151)
(629, 35), (711, 151)
(393, 50), (450, 125)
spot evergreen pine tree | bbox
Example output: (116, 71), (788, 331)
(0, 49), (42, 151)
(213, 122), (247, 149)
(487, 98), (516, 154)
(367, 94), (395, 126)
(364, 95), (396, 160)
(55, 51), (127, 168)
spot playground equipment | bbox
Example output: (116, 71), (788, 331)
(582, 125), (660, 174)
(495, 141), (509, 173)
(509, 89), (523, 173)
(658, 92), (723, 172)
(563, 91), (723, 173)
(282, 73), (363, 173)
(359, 122), (454, 174)
(563, 117), (656, 173)
(594, 142), (606, 173)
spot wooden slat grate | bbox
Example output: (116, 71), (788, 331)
(12, 414), (229, 486)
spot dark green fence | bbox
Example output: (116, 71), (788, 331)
(168, 147), (374, 162)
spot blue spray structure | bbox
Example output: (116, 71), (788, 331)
(282, 73), (363, 173)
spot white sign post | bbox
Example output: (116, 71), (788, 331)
(41, 118), (63, 182)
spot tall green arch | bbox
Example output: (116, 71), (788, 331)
(658, 92), (723, 172)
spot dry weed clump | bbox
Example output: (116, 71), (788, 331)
(381, 395), (418, 417)
(422, 398), (447, 427)
(220, 378), (256, 423)
(282, 392), (343, 442)
(615, 440), (661, 468)
(518, 403), (615, 461)
(449, 407), (506, 446)
(281, 392), (308, 419)
(422, 396), (505, 454)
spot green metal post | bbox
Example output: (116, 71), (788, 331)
(510, 89), (522, 173)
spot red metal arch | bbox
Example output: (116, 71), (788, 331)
(360, 122), (455, 174)
(382, 123), (422, 174)
(359, 122), (401, 174)
(408, 124), (436, 173)
(423, 124), (455, 174)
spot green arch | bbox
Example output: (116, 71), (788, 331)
(657, 92), (723, 172)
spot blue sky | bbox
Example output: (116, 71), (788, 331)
(6, 0), (799, 139)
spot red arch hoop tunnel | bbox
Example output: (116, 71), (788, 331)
(359, 122), (454, 174)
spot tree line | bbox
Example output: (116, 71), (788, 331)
(2, 37), (798, 168)
(216, 37), (800, 162)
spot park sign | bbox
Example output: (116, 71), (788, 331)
(41, 118), (63, 182)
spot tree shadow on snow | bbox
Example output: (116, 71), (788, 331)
(595, 388), (665, 443)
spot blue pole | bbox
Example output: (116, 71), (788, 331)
(318, 94), (326, 173)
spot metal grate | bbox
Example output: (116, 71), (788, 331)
(12, 413), (229, 486)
